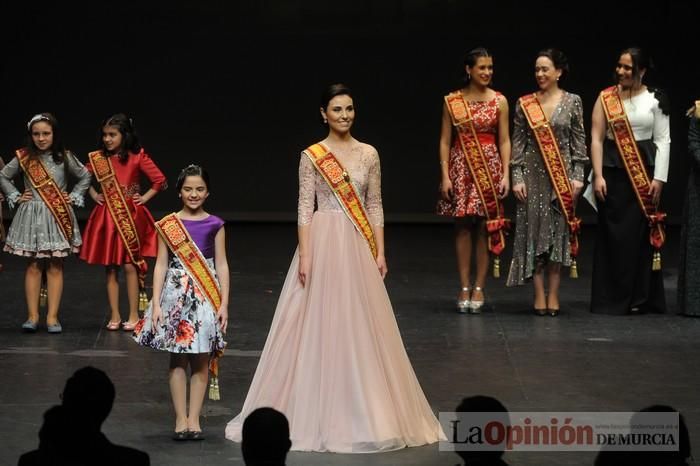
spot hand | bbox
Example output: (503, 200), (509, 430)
(151, 305), (163, 328)
(376, 255), (388, 279)
(512, 183), (527, 203)
(62, 192), (72, 205)
(571, 180), (584, 199)
(594, 175), (607, 201)
(498, 176), (510, 199)
(132, 193), (145, 205)
(440, 177), (453, 201)
(298, 254), (311, 287)
(92, 193), (104, 205)
(19, 189), (33, 203)
(217, 306), (229, 334)
(649, 179), (664, 206)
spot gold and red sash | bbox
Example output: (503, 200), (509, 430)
(89, 151), (148, 284)
(16, 148), (73, 242)
(445, 92), (509, 276)
(519, 94), (581, 277)
(600, 86), (665, 270)
(156, 213), (224, 400)
(303, 143), (378, 258)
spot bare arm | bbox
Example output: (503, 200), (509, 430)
(214, 226), (229, 333)
(590, 96), (607, 200)
(497, 94), (511, 198)
(439, 102), (454, 201)
(150, 236), (169, 327)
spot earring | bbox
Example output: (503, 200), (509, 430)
(323, 119), (328, 124)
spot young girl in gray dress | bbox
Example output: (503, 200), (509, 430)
(0, 113), (91, 332)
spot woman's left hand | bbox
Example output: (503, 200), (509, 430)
(498, 176), (510, 199)
(649, 180), (664, 207)
(571, 180), (584, 199)
(217, 306), (228, 334)
(376, 255), (388, 279)
(132, 193), (145, 205)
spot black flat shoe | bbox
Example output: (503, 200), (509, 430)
(187, 430), (205, 441)
(534, 308), (547, 316)
(172, 430), (189, 441)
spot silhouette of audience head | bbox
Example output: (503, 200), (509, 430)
(595, 404), (690, 466)
(455, 395), (510, 466)
(60, 366), (115, 431)
(241, 407), (292, 466)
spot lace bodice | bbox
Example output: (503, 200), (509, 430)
(298, 140), (384, 227)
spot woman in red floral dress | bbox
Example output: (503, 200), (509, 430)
(437, 47), (511, 313)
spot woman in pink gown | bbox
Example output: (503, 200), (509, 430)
(225, 84), (445, 453)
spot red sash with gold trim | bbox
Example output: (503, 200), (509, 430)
(303, 143), (378, 258)
(89, 151), (148, 284)
(600, 86), (665, 270)
(519, 94), (581, 277)
(445, 92), (509, 276)
(16, 148), (73, 242)
(155, 213), (224, 400)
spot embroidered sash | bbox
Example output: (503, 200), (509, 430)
(600, 86), (665, 270)
(519, 94), (581, 277)
(303, 143), (378, 258)
(89, 151), (148, 283)
(16, 148), (73, 242)
(156, 213), (224, 400)
(445, 92), (509, 275)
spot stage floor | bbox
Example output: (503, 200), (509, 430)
(1, 222), (697, 466)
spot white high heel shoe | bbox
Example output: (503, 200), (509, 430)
(469, 286), (485, 314)
(456, 286), (471, 313)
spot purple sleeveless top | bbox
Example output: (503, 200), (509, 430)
(181, 215), (225, 259)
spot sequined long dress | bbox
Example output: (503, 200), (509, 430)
(507, 92), (588, 286)
(225, 140), (445, 453)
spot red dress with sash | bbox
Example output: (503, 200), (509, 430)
(79, 149), (167, 265)
(436, 93), (504, 217)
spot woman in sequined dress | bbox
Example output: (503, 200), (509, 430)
(506, 49), (588, 316)
(225, 84), (445, 453)
(436, 47), (511, 313)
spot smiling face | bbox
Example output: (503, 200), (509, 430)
(321, 94), (355, 135)
(102, 125), (123, 153)
(535, 56), (561, 91)
(180, 175), (209, 210)
(31, 121), (54, 152)
(467, 56), (494, 87)
(615, 53), (641, 89)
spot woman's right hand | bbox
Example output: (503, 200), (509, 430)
(92, 193), (105, 205)
(151, 305), (163, 328)
(298, 254), (311, 287)
(440, 177), (453, 201)
(594, 175), (607, 201)
(512, 183), (527, 203)
(19, 190), (33, 203)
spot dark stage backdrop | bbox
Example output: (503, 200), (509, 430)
(1, 1), (696, 223)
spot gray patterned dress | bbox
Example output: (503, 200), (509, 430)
(507, 92), (588, 286)
(0, 151), (91, 257)
(678, 115), (700, 315)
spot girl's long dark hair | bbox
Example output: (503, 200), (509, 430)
(25, 112), (67, 164)
(98, 113), (142, 163)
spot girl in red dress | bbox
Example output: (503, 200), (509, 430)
(80, 114), (167, 331)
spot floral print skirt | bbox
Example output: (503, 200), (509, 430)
(133, 256), (225, 354)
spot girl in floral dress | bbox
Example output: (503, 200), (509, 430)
(133, 164), (228, 441)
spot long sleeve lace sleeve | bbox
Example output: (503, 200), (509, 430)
(0, 156), (22, 208)
(510, 101), (528, 186)
(66, 152), (92, 207)
(652, 99), (671, 182)
(297, 153), (316, 226)
(569, 94), (588, 182)
(365, 149), (384, 227)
